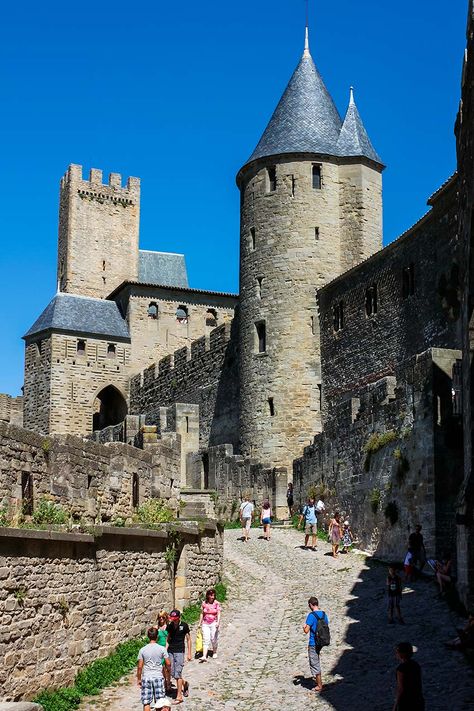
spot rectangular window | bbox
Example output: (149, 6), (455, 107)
(291, 175), (296, 197)
(77, 339), (86, 355)
(268, 397), (275, 416)
(333, 301), (344, 332)
(314, 227), (320, 240)
(257, 277), (263, 299)
(250, 227), (256, 251)
(452, 360), (462, 416)
(21, 472), (33, 516)
(402, 264), (415, 298)
(312, 164), (322, 189)
(267, 166), (277, 192)
(255, 320), (266, 353)
(365, 284), (378, 317)
(132, 473), (139, 509)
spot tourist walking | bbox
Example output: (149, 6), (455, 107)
(166, 609), (191, 705)
(341, 520), (353, 553)
(298, 497), (318, 550)
(393, 642), (425, 710)
(198, 588), (221, 662)
(408, 525), (426, 573)
(328, 512), (342, 558)
(137, 627), (171, 711)
(155, 611), (172, 692)
(286, 482), (294, 517)
(435, 552), (453, 595)
(239, 495), (254, 542)
(387, 565), (404, 624)
(261, 499), (272, 540)
(303, 596), (330, 693)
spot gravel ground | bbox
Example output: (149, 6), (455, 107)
(79, 527), (474, 710)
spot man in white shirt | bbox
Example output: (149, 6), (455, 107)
(239, 495), (254, 542)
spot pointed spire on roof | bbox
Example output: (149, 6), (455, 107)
(303, 25), (311, 58)
(336, 86), (382, 165)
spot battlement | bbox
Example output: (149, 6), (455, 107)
(131, 322), (232, 393)
(60, 164), (140, 196)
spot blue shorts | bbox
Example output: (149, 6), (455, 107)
(262, 517), (271, 525)
(141, 677), (165, 706)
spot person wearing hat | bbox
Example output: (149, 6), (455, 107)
(166, 609), (191, 705)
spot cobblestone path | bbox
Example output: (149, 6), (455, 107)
(80, 528), (474, 710)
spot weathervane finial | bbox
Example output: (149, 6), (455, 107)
(303, 0), (311, 57)
(349, 86), (355, 105)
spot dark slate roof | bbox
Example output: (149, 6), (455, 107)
(245, 51), (343, 165)
(23, 293), (130, 341)
(139, 250), (188, 288)
(336, 90), (382, 164)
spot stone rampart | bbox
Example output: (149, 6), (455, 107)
(130, 321), (239, 450)
(0, 522), (223, 701)
(293, 349), (463, 561)
(0, 421), (180, 523)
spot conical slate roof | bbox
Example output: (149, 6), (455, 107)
(246, 43), (343, 165)
(336, 88), (381, 164)
(23, 292), (130, 341)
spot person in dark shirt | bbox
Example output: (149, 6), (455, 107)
(166, 610), (191, 704)
(408, 525), (426, 573)
(387, 565), (404, 624)
(393, 642), (425, 711)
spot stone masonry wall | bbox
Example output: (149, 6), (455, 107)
(293, 349), (463, 561)
(0, 522), (223, 701)
(318, 176), (460, 410)
(237, 154), (382, 472)
(0, 420), (181, 523)
(0, 395), (23, 428)
(130, 321), (240, 451)
(57, 164), (140, 299)
(23, 334), (131, 436)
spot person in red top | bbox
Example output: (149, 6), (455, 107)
(198, 589), (221, 662)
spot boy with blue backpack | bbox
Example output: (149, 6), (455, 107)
(303, 596), (330, 692)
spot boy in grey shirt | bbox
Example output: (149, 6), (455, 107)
(137, 627), (170, 711)
(240, 496), (254, 542)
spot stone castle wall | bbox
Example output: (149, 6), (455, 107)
(23, 334), (131, 435)
(237, 155), (382, 471)
(130, 321), (240, 451)
(0, 522), (223, 701)
(122, 285), (236, 374)
(0, 394), (23, 428)
(58, 165), (140, 298)
(0, 420), (181, 523)
(318, 177), (459, 410)
(293, 349), (463, 561)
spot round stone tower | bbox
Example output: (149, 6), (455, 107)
(237, 29), (384, 470)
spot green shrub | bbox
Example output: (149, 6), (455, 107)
(369, 488), (381, 514)
(135, 498), (175, 525)
(33, 498), (68, 525)
(0, 504), (9, 527)
(364, 430), (398, 454)
(35, 686), (82, 711)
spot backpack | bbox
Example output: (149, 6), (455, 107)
(311, 611), (330, 647)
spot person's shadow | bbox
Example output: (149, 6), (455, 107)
(292, 674), (314, 690)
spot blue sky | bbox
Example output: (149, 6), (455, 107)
(0, 0), (467, 395)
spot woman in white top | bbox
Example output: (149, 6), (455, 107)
(260, 500), (272, 541)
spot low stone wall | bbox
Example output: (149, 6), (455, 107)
(0, 421), (181, 523)
(293, 349), (463, 561)
(0, 522), (223, 701)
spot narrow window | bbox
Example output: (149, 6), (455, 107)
(402, 264), (415, 298)
(452, 360), (462, 416)
(311, 316), (315, 335)
(250, 227), (256, 251)
(107, 343), (116, 358)
(291, 175), (296, 197)
(365, 285), (378, 317)
(132, 473), (139, 508)
(147, 302), (158, 319)
(314, 227), (320, 240)
(257, 277), (263, 299)
(185, 416), (189, 433)
(317, 384), (322, 410)
(205, 309), (217, 327)
(176, 305), (188, 323)
(102, 260), (106, 271)
(267, 166), (277, 192)
(312, 164), (322, 189)
(77, 339), (86, 355)
(21, 472), (33, 516)
(87, 475), (93, 490)
(268, 397), (275, 416)
(333, 301), (344, 332)
(255, 320), (266, 353)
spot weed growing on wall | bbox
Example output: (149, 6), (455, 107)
(363, 430), (399, 471)
(33, 498), (68, 525)
(135, 498), (175, 525)
(369, 488), (381, 514)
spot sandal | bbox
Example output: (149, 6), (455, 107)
(183, 682), (189, 697)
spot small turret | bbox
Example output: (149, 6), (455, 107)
(336, 87), (382, 165)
